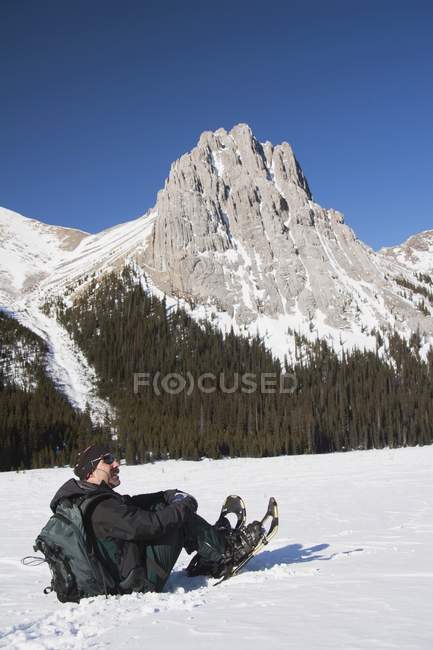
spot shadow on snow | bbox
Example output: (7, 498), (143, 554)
(166, 542), (364, 592)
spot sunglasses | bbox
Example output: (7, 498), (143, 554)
(90, 452), (116, 468)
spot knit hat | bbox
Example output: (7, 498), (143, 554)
(73, 443), (113, 480)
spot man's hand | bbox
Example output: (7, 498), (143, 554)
(164, 490), (198, 512)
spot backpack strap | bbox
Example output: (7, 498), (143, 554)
(79, 492), (114, 523)
(78, 492), (118, 597)
(81, 493), (118, 553)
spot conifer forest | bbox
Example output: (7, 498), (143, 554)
(1, 268), (432, 470)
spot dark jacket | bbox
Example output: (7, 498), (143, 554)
(50, 478), (194, 584)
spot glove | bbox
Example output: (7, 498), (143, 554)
(165, 490), (198, 512)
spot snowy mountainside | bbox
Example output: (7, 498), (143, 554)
(0, 207), (87, 306)
(0, 447), (432, 649)
(0, 208), (155, 422)
(0, 306), (111, 424)
(13, 307), (113, 422)
(381, 230), (433, 274)
(39, 210), (156, 297)
(0, 208), (111, 419)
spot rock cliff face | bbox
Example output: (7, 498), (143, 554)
(145, 124), (315, 321)
(142, 124), (432, 347)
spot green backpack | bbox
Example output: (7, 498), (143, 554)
(34, 493), (118, 603)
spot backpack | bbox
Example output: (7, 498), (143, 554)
(34, 493), (118, 603)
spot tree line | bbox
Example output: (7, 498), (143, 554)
(55, 268), (433, 463)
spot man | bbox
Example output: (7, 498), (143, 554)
(50, 443), (263, 594)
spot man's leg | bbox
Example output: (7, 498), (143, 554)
(144, 513), (226, 592)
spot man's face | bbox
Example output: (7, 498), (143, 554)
(92, 454), (121, 488)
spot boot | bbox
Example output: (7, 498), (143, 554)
(185, 517), (231, 578)
(186, 520), (265, 579)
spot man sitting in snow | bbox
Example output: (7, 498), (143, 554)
(49, 443), (263, 594)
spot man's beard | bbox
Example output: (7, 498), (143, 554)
(108, 467), (120, 487)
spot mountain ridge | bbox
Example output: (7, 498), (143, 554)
(1, 124), (433, 416)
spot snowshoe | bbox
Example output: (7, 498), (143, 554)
(214, 497), (279, 585)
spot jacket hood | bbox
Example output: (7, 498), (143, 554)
(50, 478), (113, 512)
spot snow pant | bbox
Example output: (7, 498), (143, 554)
(144, 510), (226, 592)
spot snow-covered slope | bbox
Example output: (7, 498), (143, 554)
(0, 447), (432, 649)
(13, 307), (112, 420)
(381, 230), (433, 274)
(0, 207), (87, 305)
(0, 205), (156, 307)
(0, 208), (156, 422)
(40, 210), (157, 297)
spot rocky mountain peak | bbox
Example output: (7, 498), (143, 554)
(140, 124), (433, 357)
(192, 123), (311, 201)
(144, 125), (357, 325)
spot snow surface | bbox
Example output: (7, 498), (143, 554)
(1, 446), (432, 649)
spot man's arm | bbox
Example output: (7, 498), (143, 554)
(126, 491), (166, 510)
(91, 494), (196, 542)
(125, 489), (197, 511)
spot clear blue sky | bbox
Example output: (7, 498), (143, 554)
(1, 0), (432, 249)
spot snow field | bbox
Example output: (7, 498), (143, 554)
(0, 447), (432, 649)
